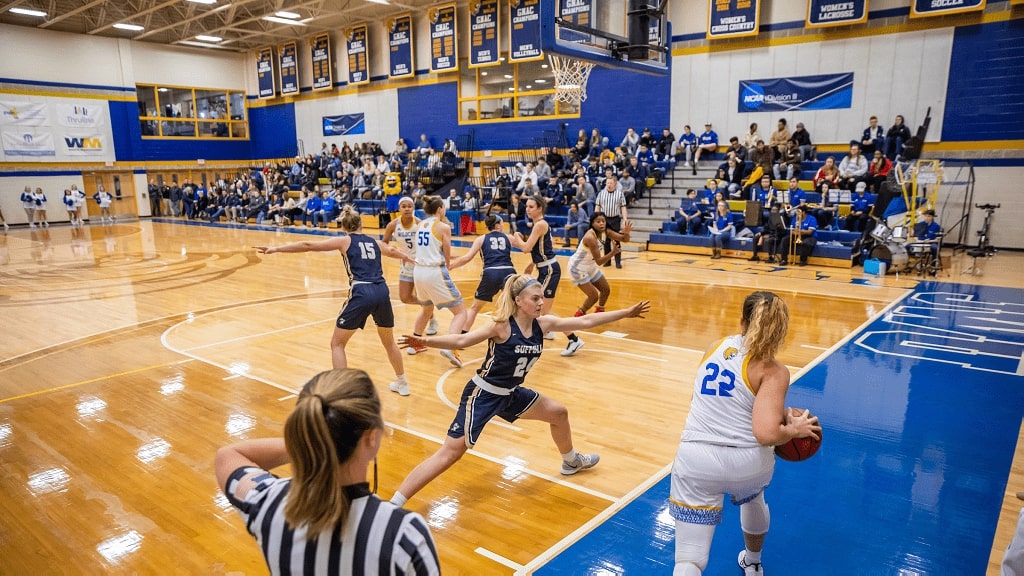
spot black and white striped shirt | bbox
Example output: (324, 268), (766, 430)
(226, 467), (440, 575)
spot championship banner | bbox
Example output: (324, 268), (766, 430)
(806, 0), (868, 28)
(429, 4), (458, 73)
(2, 129), (55, 157)
(738, 73), (854, 112)
(469, 0), (500, 68)
(558, 0), (592, 43)
(388, 14), (415, 79)
(256, 47), (275, 99)
(510, 0), (542, 62)
(911, 0), (985, 18)
(323, 114), (366, 137)
(0, 101), (49, 126)
(707, 0), (760, 40)
(279, 41), (299, 95)
(346, 25), (370, 86)
(311, 33), (333, 91)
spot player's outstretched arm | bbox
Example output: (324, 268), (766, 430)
(399, 320), (505, 351)
(539, 300), (650, 333)
(255, 236), (349, 254)
(450, 235), (485, 269)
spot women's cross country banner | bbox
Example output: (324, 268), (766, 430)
(738, 73), (854, 112)
(256, 47), (275, 99)
(806, 0), (868, 28)
(469, 0), (500, 67)
(510, 0), (542, 62)
(429, 4), (458, 73)
(279, 41), (299, 96)
(345, 25), (370, 86)
(323, 114), (365, 137)
(388, 14), (415, 79)
(911, 0), (985, 18)
(310, 33), (332, 91)
(707, 0), (760, 40)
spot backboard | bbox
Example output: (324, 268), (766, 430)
(546, 0), (670, 75)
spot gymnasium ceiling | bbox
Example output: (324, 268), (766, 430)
(0, 0), (444, 52)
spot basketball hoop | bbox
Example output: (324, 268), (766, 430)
(548, 54), (595, 106)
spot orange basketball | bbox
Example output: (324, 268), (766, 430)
(775, 429), (822, 462)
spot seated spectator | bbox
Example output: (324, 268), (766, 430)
(814, 156), (840, 192)
(572, 129), (590, 162)
(721, 157), (746, 198)
(507, 193), (527, 235)
(639, 127), (657, 149)
(748, 139), (774, 184)
(814, 182), (839, 231)
(620, 168), (637, 207)
(621, 127), (640, 155)
(627, 157), (649, 201)
(692, 122), (718, 174)
(749, 174), (778, 205)
(708, 201), (735, 259)
(574, 174), (596, 216)
(748, 203), (790, 265)
(517, 177), (539, 197)
(336, 185), (354, 208)
(416, 134), (432, 155)
(563, 202), (590, 247)
(313, 191), (337, 228)
(534, 157), (552, 189)
(793, 204), (818, 266)
(782, 177), (807, 218)
(677, 125), (697, 167)
(676, 189), (704, 236)
(719, 136), (748, 172)
(838, 144), (869, 190)
(657, 128), (676, 161)
(773, 140), (802, 181)
(769, 118), (792, 159)
(703, 178), (724, 204)
(303, 190), (322, 227)
(791, 122), (814, 161)
(858, 116), (885, 157)
(741, 123), (761, 153)
(462, 191), (477, 212)
(865, 150), (893, 193)
(844, 182), (873, 233)
(885, 115), (911, 160)
(446, 188), (462, 210)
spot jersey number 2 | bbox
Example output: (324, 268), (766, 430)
(699, 362), (735, 397)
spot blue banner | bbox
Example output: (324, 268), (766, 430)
(807, 0), (868, 28)
(311, 33), (332, 91)
(429, 4), (458, 73)
(346, 25), (369, 86)
(708, 0), (760, 40)
(738, 73), (854, 112)
(558, 0), (592, 44)
(256, 47), (275, 99)
(388, 14), (414, 79)
(510, 0), (542, 62)
(911, 0), (984, 18)
(469, 0), (500, 68)
(279, 41), (299, 95)
(323, 114), (365, 136)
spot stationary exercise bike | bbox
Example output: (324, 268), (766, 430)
(965, 203), (999, 274)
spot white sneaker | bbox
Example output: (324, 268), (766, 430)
(389, 381), (410, 396)
(406, 345), (427, 355)
(544, 332), (555, 340)
(440, 349), (462, 368)
(29, 223), (36, 229)
(738, 550), (763, 575)
(3, 223), (8, 231)
(425, 317), (439, 336)
(561, 338), (585, 357)
(561, 453), (600, 475)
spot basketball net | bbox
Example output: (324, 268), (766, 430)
(548, 53), (595, 106)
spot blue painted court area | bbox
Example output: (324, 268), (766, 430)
(538, 282), (1024, 575)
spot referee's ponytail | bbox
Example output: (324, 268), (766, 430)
(284, 369), (383, 534)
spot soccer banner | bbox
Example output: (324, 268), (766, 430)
(279, 41), (299, 95)
(708, 0), (760, 40)
(429, 4), (458, 73)
(2, 129), (55, 157)
(323, 114), (366, 137)
(256, 47), (275, 99)
(509, 0), (542, 62)
(806, 0), (868, 28)
(311, 33), (333, 91)
(346, 25), (370, 85)
(738, 73), (854, 112)
(558, 0), (592, 43)
(911, 0), (985, 18)
(469, 0), (500, 68)
(0, 101), (49, 126)
(388, 13), (415, 79)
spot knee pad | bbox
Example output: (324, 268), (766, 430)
(674, 520), (715, 571)
(740, 492), (770, 535)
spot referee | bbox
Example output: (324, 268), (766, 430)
(595, 174), (629, 268)
(216, 369), (440, 575)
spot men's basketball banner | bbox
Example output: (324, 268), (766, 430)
(346, 25), (370, 85)
(469, 0), (500, 67)
(311, 33), (332, 91)
(279, 41), (299, 95)
(806, 0), (868, 28)
(509, 0), (542, 62)
(323, 114), (365, 137)
(558, 0), (592, 43)
(738, 73), (854, 112)
(388, 14), (415, 79)
(708, 0), (760, 40)
(256, 47), (275, 99)
(429, 4), (458, 73)
(910, 0), (985, 18)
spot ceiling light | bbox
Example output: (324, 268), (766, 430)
(187, 0), (217, 4)
(9, 7), (47, 17)
(541, 64), (549, 69)
(274, 10), (300, 18)
(113, 23), (144, 31)
(503, 74), (513, 79)
(535, 79), (547, 84)
(158, 88), (169, 92)
(263, 15), (307, 25)
(526, 85), (532, 89)
(481, 71), (488, 76)
(195, 35), (222, 42)
(366, 0), (390, 4)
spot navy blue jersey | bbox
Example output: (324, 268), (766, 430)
(529, 224), (555, 264)
(344, 233), (385, 284)
(477, 318), (544, 390)
(481, 231), (514, 269)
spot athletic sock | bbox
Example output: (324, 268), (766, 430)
(744, 549), (761, 564)
(396, 374), (407, 383)
(560, 449), (578, 463)
(461, 330), (468, 334)
(568, 333), (579, 342)
(595, 306), (605, 313)
(390, 492), (408, 506)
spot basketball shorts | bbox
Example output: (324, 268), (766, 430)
(399, 261), (415, 283)
(474, 267), (515, 302)
(336, 282), (395, 330)
(448, 381), (540, 447)
(536, 261), (561, 299)
(668, 441), (775, 526)
(569, 257), (603, 286)
(413, 265), (463, 309)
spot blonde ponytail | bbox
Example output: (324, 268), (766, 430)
(741, 291), (789, 361)
(493, 274), (537, 321)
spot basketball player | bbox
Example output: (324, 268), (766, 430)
(567, 212), (633, 343)
(390, 274), (651, 505)
(215, 369), (440, 575)
(669, 291), (820, 575)
(381, 196), (438, 341)
(254, 206), (416, 396)
(448, 213), (517, 330)
(509, 194), (585, 356)
(410, 196), (468, 367)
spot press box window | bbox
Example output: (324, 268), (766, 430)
(136, 85), (247, 139)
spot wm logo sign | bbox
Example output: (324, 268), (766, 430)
(64, 137), (102, 149)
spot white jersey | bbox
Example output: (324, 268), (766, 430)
(31, 192), (47, 209)
(393, 218), (418, 258)
(568, 230), (603, 270)
(96, 192), (113, 208)
(73, 190), (86, 207)
(682, 334), (761, 448)
(414, 217), (445, 266)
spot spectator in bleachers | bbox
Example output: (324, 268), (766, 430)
(589, 129), (603, 153)
(572, 129), (590, 161)
(722, 157), (746, 198)
(574, 174), (596, 216)
(563, 202), (589, 248)
(692, 123), (719, 175)
(507, 193), (527, 234)
(844, 182), (873, 233)
(791, 122), (815, 161)
(814, 182), (839, 231)
(289, 156), (303, 187)
(620, 167), (637, 207)
(748, 140), (774, 190)
(442, 138), (458, 159)
(750, 174), (778, 206)
(598, 145), (616, 167)
(814, 156), (840, 192)
(352, 171), (369, 199)
(677, 125), (697, 167)
(628, 156), (649, 198)
(865, 150), (893, 193)
(639, 127), (657, 150)
(621, 127), (640, 155)
(703, 178), (723, 204)
(793, 204), (818, 266)
(720, 136), (749, 172)
(264, 193), (284, 225)
(543, 147), (566, 172)
(416, 134), (432, 155)
(708, 201), (735, 259)
(742, 123), (761, 153)
(517, 177), (540, 198)
(884, 115), (911, 160)
(859, 116), (884, 157)
(782, 177), (807, 218)
(769, 118), (792, 159)
(838, 144), (869, 190)
(462, 191), (478, 213)
(676, 189), (703, 236)
(336, 185), (354, 208)
(748, 202), (790, 265)
(303, 189), (321, 227)
(774, 140), (803, 181)
(312, 191), (337, 228)
(657, 128), (676, 162)
(517, 162), (539, 190)
(283, 191), (306, 225)
(534, 157), (552, 189)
